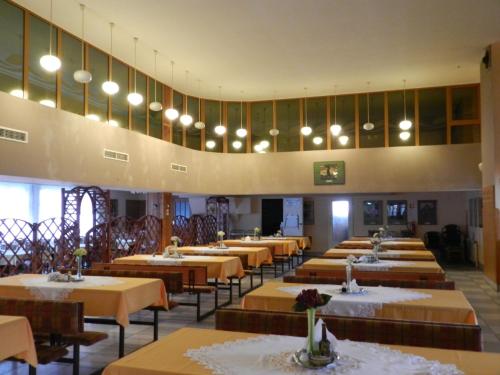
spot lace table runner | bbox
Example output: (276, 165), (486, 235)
(146, 255), (215, 265)
(322, 259), (414, 271)
(185, 334), (463, 375)
(16, 275), (124, 300)
(278, 284), (431, 317)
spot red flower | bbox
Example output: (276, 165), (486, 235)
(293, 289), (331, 312)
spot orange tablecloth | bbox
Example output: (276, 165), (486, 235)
(0, 315), (37, 366)
(223, 239), (299, 256)
(0, 274), (167, 327)
(113, 254), (245, 283)
(177, 246), (272, 267)
(102, 327), (499, 375)
(261, 236), (311, 249)
(324, 248), (435, 261)
(351, 237), (423, 242)
(242, 281), (477, 325)
(337, 240), (426, 250)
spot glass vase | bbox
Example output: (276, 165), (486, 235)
(76, 256), (83, 280)
(346, 263), (352, 292)
(306, 308), (316, 355)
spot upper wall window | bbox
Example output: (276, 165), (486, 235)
(205, 100), (223, 152)
(87, 46), (108, 122)
(276, 99), (300, 152)
(419, 88), (446, 145)
(227, 101), (246, 153)
(60, 32), (84, 115)
(0, 0), (23, 97)
(110, 58), (129, 129)
(251, 101), (273, 152)
(388, 90), (415, 147)
(332, 95), (355, 149)
(304, 97), (326, 151)
(131, 71), (147, 134)
(359, 92), (384, 148)
(171, 90), (183, 146)
(186, 96), (201, 150)
(451, 86), (479, 121)
(149, 79), (163, 139)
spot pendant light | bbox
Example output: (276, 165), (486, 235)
(40, 0), (61, 72)
(269, 91), (279, 136)
(127, 37), (143, 106)
(102, 23), (119, 95)
(399, 131), (411, 141)
(73, 4), (92, 83)
(165, 61), (180, 120)
(339, 135), (349, 145)
(194, 79), (206, 129)
(149, 50), (162, 111)
(363, 82), (375, 131)
(300, 88), (312, 136)
(236, 91), (247, 138)
(206, 140), (216, 149)
(313, 136), (323, 145)
(399, 79), (412, 130)
(232, 140), (242, 149)
(180, 71), (193, 126)
(330, 85), (342, 136)
(214, 86), (226, 135)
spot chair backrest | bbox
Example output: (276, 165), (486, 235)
(441, 224), (462, 246)
(215, 308), (481, 352)
(0, 298), (83, 335)
(283, 275), (455, 289)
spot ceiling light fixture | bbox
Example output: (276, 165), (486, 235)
(363, 81), (374, 131)
(194, 79), (205, 129)
(73, 4), (92, 83)
(399, 131), (411, 141)
(254, 143), (263, 152)
(127, 37), (143, 106)
(10, 89), (27, 99)
(236, 91), (247, 138)
(214, 86), (226, 135)
(86, 114), (100, 121)
(102, 23), (119, 95)
(149, 50), (162, 111)
(206, 140), (216, 149)
(39, 99), (55, 108)
(269, 91), (279, 137)
(165, 61), (179, 120)
(339, 135), (349, 145)
(301, 87), (312, 136)
(232, 140), (242, 150)
(330, 85), (342, 136)
(399, 79), (412, 131)
(260, 140), (270, 149)
(313, 136), (323, 145)
(39, 0), (61, 73)
(179, 71), (193, 126)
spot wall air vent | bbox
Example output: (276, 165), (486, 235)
(0, 126), (28, 143)
(103, 149), (129, 162)
(170, 163), (188, 173)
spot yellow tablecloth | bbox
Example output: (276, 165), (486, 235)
(102, 327), (499, 375)
(177, 246), (272, 268)
(113, 254), (245, 283)
(324, 248), (435, 261)
(261, 236), (311, 249)
(242, 281), (477, 325)
(337, 240), (426, 250)
(223, 239), (299, 256)
(0, 274), (167, 327)
(0, 315), (37, 367)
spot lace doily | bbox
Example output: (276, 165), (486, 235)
(19, 275), (124, 300)
(278, 285), (431, 318)
(185, 334), (463, 375)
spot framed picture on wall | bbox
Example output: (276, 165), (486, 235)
(418, 200), (437, 225)
(387, 200), (407, 225)
(313, 161), (345, 185)
(303, 200), (315, 225)
(363, 200), (383, 225)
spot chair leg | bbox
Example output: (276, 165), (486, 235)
(153, 310), (159, 341)
(260, 266), (264, 284)
(238, 278), (242, 297)
(29, 365), (36, 375)
(119, 325), (125, 358)
(196, 292), (201, 322)
(73, 344), (80, 375)
(274, 262), (277, 278)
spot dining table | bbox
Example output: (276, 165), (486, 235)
(222, 239), (299, 256)
(176, 246), (272, 268)
(102, 327), (500, 375)
(336, 239), (427, 250)
(0, 315), (37, 367)
(260, 236), (311, 249)
(296, 258), (445, 281)
(323, 248), (436, 261)
(241, 281), (477, 325)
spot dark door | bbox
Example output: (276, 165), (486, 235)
(126, 200), (146, 219)
(261, 199), (283, 235)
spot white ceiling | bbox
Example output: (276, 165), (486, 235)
(12, 0), (500, 100)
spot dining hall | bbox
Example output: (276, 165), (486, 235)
(0, 0), (500, 374)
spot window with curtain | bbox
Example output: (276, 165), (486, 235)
(0, 182), (32, 221)
(37, 185), (62, 221)
(174, 199), (191, 218)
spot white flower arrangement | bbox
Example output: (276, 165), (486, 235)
(217, 231), (225, 239)
(346, 254), (357, 265)
(74, 248), (87, 257)
(171, 236), (181, 246)
(254, 227), (261, 234)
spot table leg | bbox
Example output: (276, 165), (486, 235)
(119, 325), (125, 358)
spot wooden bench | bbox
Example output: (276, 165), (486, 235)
(0, 298), (107, 375)
(215, 308), (482, 352)
(283, 275), (455, 289)
(294, 267), (446, 281)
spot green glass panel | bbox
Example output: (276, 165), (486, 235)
(451, 125), (480, 144)
(186, 96), (201, 150)
(60, 32), (83, 115)
(251, 101), (272, 153)
(388, 90), (415, 146)
(131, 71), (146, 134)
(148, 79), (163, 139)
(205, 100), (223, 152)
(87, 46), (108, 122)
(28, 15), (57, 106)
(227, 102), (246, 153)
(304, 97), (326, 151)
(419, 88), (446, 145)
(359, 92), (384, 148)
(276, 99), (300, 152)
(331, 95), (355, 149)
(171, 91), (183, 146)
(452, 86), (479, 121)
(0, 0), (23, 96)
(110, 58), (128, 129)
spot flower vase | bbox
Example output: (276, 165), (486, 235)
(373, 244), (380, 262)
(306, 308), (316, 355)
(76, 256), (83, 280)
(346, 264), (352, 293)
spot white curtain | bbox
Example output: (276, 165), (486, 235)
(0, 182), (32, 221)
(38, 185), (62, 222)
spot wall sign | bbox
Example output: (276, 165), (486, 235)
(313, 161), (345, 185)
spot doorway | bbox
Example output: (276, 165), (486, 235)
(261, 199), (283, 235)
(331, 200), (350, 245)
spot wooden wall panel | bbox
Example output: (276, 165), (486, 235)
(482, 185), (497, 285)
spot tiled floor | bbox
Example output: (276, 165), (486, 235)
(0, 266), (499, 374)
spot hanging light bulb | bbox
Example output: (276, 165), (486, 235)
(165, 61), (179, 120)
(269, 128), (279, 136)
(73, 4), (92, 83)
(40, 0), (61, 73)
(236, 128), (247, 137)
(39, 99), (56, 108)
(254, 143), (263, 152)
(399, 131), (411, 141)
(260, 140), (270, 149)
(214, 125), (226, 135)
(149, 50), (162, 111)
(330, 86), (343, 136)
(313, 136), (323, 145)
(206, 140), (216, 149)
(179, 71), (193, 126)
(236, 92), (247, 137)
(10, 89), (27, 99)
(399, 79), (412, 130)
(363, 82), (375, 131)
(127, 37), (143, 106)
(232, 140), (242, 149)
(330, 124), (342, 136)
(301, 88), (312, 136)
(102, 23), (119, 95)
(193, 79), (205, 129)
(86, 114), (100, 121)
(339, 135), (349, 145)
(214, 86), (226, 135)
